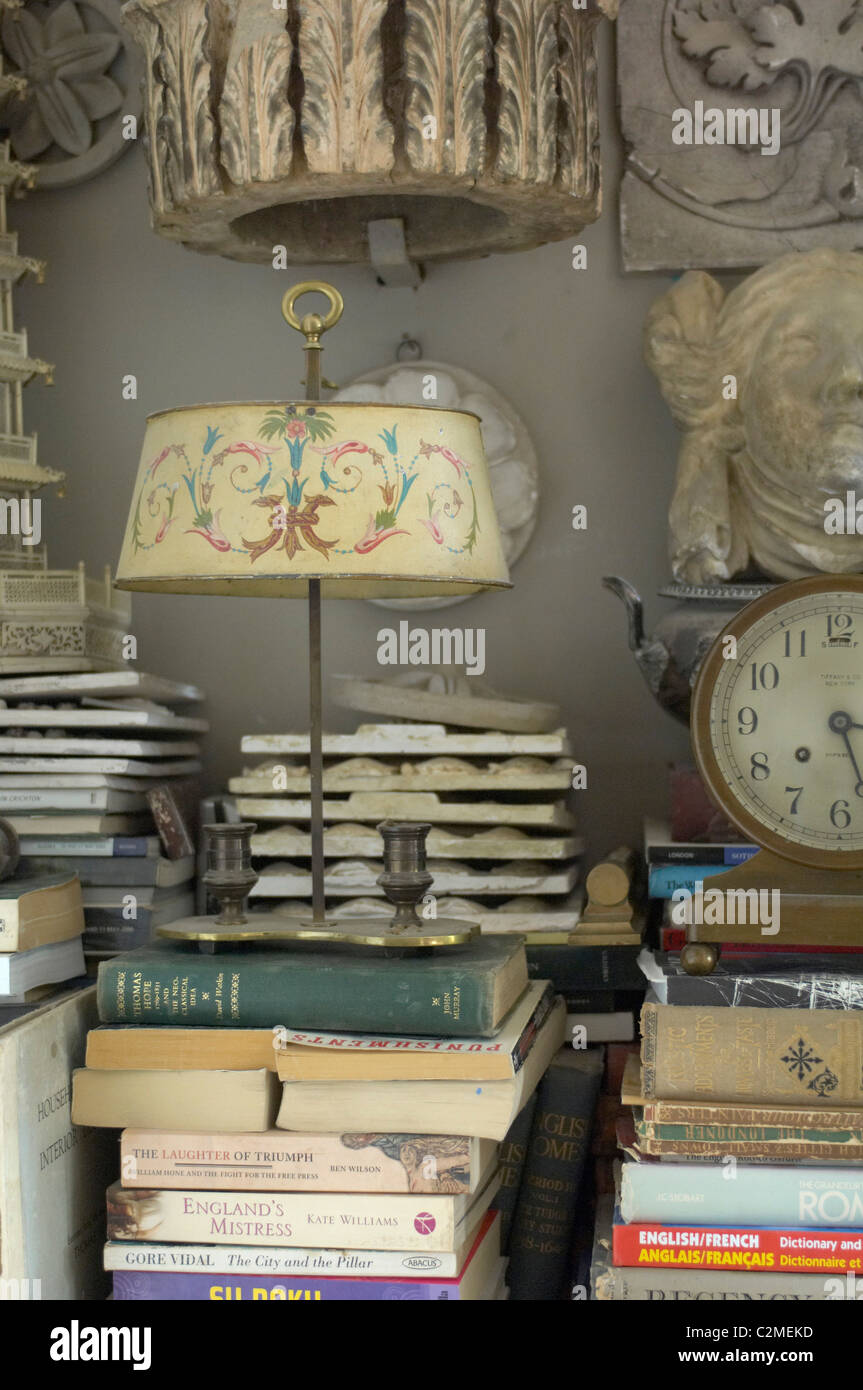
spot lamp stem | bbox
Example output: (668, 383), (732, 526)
(308, 578), (326, 926)
(305, 343), (322, 401)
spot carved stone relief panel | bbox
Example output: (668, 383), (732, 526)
(619, 0), (863, 271)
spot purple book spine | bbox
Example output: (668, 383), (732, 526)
(112, 838), (151, 856)
(113, 1272), (458, 1301)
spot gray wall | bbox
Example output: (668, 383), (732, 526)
(15, 23), (692, 858)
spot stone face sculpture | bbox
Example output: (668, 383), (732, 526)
(122, 0), (617, 266)
(645, 248), (863, 586)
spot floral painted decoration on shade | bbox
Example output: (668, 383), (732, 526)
(130, 406), (482, 564)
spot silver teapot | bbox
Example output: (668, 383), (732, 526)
(603, 576), (773, 725)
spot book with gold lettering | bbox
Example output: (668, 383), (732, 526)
(96, 936), (527, 1037)
(622, 1052), (863, 1130)
(507, 1047), (603, 1299)
(493, 1094), (538, 1255)
(641, 1002), (863, 1106)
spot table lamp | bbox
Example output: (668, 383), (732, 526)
(115, 282), (511, 948)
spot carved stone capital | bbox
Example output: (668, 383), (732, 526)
(124, 0), (610, 263)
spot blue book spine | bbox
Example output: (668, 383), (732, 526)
(649, 865), (734, 899)
(112, 838), (153, 857)
(621, 1162), (863, 1228)
(724, 846), (759, 866)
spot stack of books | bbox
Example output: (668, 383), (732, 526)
(0, 870), (85, 1006)
(227, 720), (583, 934)
(71, 934), (569, 1300)
(0, 672), (206, 958)
(594, 992), (863, 1300)
(644, 764), (757, 954)
(644, 814), (756, 953)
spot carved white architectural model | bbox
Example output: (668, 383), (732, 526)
(619, 0), (863, 271)
(645, 249), (863, 585)
(0, 137), (54, 573)
(123, 0), (617, 264)
(0, 106), (129, 666)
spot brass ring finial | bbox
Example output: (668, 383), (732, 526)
(281, 281), (345, 345)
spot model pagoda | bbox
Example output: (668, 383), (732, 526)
(0, 48), (129, 672)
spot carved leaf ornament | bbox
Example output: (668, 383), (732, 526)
(674, 0), (863, 139)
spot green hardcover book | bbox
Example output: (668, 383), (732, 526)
(96, 937), (527, 1037)
(507, 1047), (603, 1300)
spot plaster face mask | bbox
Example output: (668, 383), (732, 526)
(744, 284), (863, 499)
(645, 252), (863, 585)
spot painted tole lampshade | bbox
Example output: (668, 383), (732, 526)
(115, 404), (510, 597)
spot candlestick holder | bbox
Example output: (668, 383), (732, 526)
(160, 818), (478, 949)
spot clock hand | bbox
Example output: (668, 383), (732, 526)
(828, 711), (863, 797)
(843, 735), (863, 799)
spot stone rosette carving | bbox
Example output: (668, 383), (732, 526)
(645, 248), (863, 585)
(0, 0), (143, 187)
(619, 0), (863, 270)
(123, 0), (617, 264)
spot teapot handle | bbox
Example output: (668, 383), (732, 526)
(603, 575), (645, 652)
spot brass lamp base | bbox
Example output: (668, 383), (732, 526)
(157, 820), (479, 950)
(158, 913), (479, 949)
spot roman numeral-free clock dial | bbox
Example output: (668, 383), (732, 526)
(691, 576), (863, 871)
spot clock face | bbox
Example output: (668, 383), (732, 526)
(692, 577), (863, 869)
